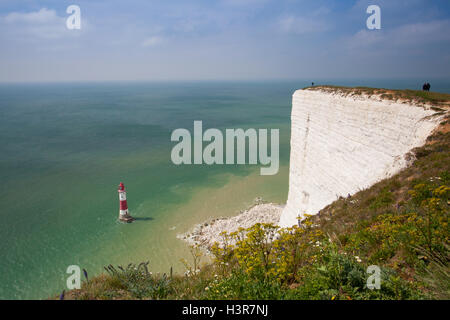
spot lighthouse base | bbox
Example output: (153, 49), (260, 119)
(119, 214), (135, 223)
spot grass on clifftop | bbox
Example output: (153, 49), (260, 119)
(305, 85), (450, 109)
(61, 116), (449, 301)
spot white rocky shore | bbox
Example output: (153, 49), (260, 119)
(178, 201), (283, 250)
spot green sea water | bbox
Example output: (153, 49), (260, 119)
(1, 79), (449, 299)
(0, 81), (298, 299)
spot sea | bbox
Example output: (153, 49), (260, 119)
(0, 79), (448, 299)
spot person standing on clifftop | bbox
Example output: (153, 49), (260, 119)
(422, 82), (431, 91)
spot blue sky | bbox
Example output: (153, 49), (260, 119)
(0, 0), (449, 82)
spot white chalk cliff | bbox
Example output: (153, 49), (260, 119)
(279, 88), (442, 228)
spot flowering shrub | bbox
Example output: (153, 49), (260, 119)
(343, 179), (448, 268)
(205, 271), (287, 300)
(210, 220), (325, 283)
(206, 174), (448, 300)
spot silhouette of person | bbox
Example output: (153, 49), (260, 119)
(423, 82), (431, 91)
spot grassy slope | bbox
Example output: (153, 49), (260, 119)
(60, 87), (449, 300)
(305, 85), (450, 110)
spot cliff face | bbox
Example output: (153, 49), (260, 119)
(279, 88), (442, 228)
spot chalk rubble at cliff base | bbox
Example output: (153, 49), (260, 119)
(178, 203), (283, 249)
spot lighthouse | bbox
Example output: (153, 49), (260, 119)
(118, 182), (134, 223)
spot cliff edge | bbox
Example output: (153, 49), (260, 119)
(280, 87), (446, 227)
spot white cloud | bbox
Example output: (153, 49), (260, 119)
(346, 19), (450, 50)
(141, 36), (165, 47)
(0, 8), (84, 40)
(391, 20), (450, 45)
(4, 8), (58, 24)
(348, 29), (384, 48)
(278, 15), (329, 34)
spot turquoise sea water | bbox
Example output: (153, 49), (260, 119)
(0, 79), (448, 299)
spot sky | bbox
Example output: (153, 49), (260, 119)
(0, 0), (449, 82)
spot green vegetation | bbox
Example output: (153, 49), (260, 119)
(64, 114), (449, 300)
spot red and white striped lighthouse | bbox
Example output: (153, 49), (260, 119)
(118, 182), (134, 223)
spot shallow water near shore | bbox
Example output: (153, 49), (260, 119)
(0, 81), (294, 299)
(1, 79), (449, 299)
